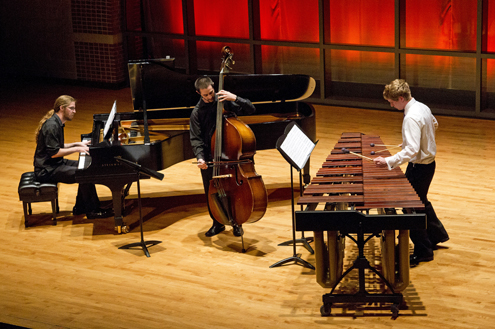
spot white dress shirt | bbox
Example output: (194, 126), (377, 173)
(385, 98), (438, 170)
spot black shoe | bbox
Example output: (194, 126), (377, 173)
(86, 208), (114, 219)
(432, 236), (449, 249)
(73, 206), (86, 216)
(410, 254), (434, 267)
(205, 222), (225, 237)
(232, 225), (243, 237)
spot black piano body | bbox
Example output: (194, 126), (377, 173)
(75, 129), (190, 233)
(75, 58), (316, 233)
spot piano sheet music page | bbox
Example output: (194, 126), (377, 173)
(103, 100), (117, 139)
(280, 124), (315, 171)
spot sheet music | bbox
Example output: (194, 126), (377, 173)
(103, 100), (117, 139)
(280, 124), (315, 170)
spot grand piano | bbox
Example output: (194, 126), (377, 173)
(75, 58), (316, 233)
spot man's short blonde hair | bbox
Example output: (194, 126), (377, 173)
(383, 79), (412, 101)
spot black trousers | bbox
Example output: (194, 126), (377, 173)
(406, 161), (449, 257)
(35, 159), (100, 213)
(200, 166), (217, 225)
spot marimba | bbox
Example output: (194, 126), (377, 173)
(295, 132), (426, 317)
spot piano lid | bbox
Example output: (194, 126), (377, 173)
(128, 58), (315, 111)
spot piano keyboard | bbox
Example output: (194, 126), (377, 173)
(77, 137), (92, 170)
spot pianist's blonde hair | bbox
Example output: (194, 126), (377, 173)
(35, 95), (76, 143)
(383, 79), (412, 101)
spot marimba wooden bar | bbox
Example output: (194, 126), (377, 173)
(295, 132), (426, 317)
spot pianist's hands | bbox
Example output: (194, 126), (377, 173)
(217, 90), (236, 103)
(197, 159), (208, 170)
(72, 141), (90, 155)
(77, 145), (90, 155)
(76, 140), (91, 147)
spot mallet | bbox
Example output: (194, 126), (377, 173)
(370, 143), (399, 147)
(370, 145), (401, 155)
(341, 148), (374, 162)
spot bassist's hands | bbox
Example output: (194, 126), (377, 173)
(197, 158), (208, 170)
(217, 90), (236, 102)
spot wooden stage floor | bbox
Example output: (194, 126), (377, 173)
(1, 77), (495, 328)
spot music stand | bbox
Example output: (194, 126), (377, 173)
(115, 156), (164, 257)
(270, 122), (317, 269)
(276, 168), (314, 254)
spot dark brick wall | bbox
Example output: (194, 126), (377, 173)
(72, 0), (126, 85)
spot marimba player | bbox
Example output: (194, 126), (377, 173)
(373, 79), (449, 266)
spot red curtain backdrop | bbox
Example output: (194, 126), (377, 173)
(193, 0), (250, 64)
(329, 0), (395, 47)
(486, 0), (495, 82)
(258, 0), (319, 75)
(402, 54), (476, 90)
(405, 0), (476, 51)
(259, 0), (319, 42)
(127, 1), (494, 81)
(194, 0), (250, 38)
(487, 0), (495, 52)
(261, 45), (320, 76)
(144, 0), (184, 34)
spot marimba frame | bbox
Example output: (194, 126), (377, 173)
(296, 133), (426, 318)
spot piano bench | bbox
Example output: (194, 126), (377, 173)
(18, 172), (59, 227)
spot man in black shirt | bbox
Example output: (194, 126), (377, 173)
(190, 77), (255, 237)
(34, 95), (112, 219)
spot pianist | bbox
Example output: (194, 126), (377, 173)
(373, 79), (449, 266)
(190, 77), (255, 237)
(33, 95), (112, 219)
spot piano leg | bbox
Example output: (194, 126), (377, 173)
(113, 188), (128, 234)
(105, 181), (135, 234)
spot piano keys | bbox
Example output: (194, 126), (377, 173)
(77, 136), (92, 170)
(75, 58), (316, 233)
(295, 133), (426, 317)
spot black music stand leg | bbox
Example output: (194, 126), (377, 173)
(300, 232), (314, 249)
(119, 174), (161, 257)
(276, 169), (314, 254)
(277, 237), (314, 254)
(271, 166), (314, 270)
(269, 253), (314, 269)
(298, 168), (314, 249)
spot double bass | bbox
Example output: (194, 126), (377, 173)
(208, 46), (268, 238)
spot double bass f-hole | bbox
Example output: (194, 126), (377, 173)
(220, 162), (244, 187)
(231, 165), (243, 186)
(234, 169), (243, 186)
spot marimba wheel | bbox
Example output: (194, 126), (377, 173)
(320, 303), (332, 316)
